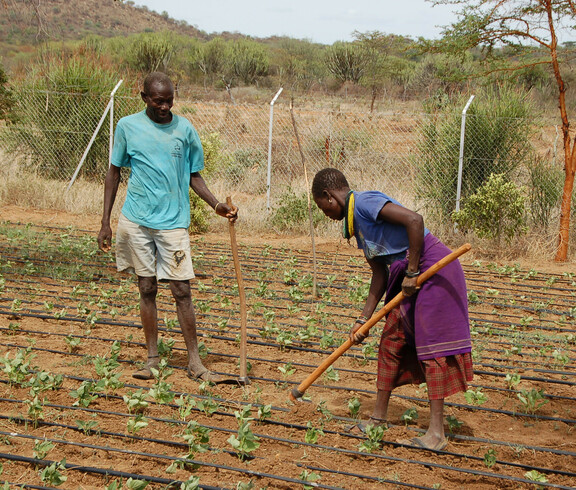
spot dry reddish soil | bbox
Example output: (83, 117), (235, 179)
(0, 206), (575, 489)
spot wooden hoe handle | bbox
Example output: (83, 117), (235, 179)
(226, 197), (248, 380)
(289, 243), (472, 401)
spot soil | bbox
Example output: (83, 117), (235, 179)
(0, 205), (575, 489)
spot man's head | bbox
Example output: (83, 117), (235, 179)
(312, 168), (350, 221)
(141, 72), (174, 124)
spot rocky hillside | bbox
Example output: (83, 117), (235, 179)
(1, 0), (206, 46)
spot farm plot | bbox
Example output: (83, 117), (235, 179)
(0, 220), (575, 489)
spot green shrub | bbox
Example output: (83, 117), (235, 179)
(452, 173), (528, 247)
(269, 188), (324, 231)
(526, 156), (563, 229)
(417, 85), (535, 223)
(4, 45), (139, 181)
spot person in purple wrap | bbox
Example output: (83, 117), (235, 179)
(312, 168), (473, 451)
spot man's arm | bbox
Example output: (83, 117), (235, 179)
(97, 165), (121, 252)
(190, 172), (237, 221)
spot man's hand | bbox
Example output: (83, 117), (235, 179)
(97, 225), (113, 252)
(216, 202), (238, 223)
(349, 320), (368, 345)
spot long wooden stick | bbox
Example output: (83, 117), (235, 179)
(226, 196), (249, 383)
(290, 243), (471, 401)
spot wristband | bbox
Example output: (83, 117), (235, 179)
(405, 269), (420, 278)
(355, 315), (369, 325)
(214, 202), (222, 212)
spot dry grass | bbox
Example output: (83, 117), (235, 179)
(0, 166), (571, 263)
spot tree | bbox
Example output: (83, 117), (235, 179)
(229, 39), (269, 85)
(324, 41), (368, 85)
(0, 63), (17, 124)
(428, 0), (576, 260)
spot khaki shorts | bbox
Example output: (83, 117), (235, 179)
(115, 214), (195, 281)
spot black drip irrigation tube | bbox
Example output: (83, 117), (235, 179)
(2, 422), (574, 490)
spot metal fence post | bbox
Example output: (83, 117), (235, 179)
(266, 87), (283, 212)
(66, 80), (123, 191)
(455, 95), (475, 213)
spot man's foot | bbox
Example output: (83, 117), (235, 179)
(132, 356), (159, 380)
(187, 366), (224, 384)
(397, 436), (448, 451)
(346, 416), (388, 434)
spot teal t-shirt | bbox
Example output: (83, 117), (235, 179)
(111, 110), (204, 230)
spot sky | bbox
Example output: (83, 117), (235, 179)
(135, 0), (461, 44)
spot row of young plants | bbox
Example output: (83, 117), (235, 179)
(1, 222), (575, 488)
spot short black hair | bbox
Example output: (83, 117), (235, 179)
(142, 72), (174, 94)
(312, 168), (349, 198)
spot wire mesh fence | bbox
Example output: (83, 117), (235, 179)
(0, 89), (565, 233)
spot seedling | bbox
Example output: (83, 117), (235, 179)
(483, 448), (497, 468)
(33, 439), (55, 460)
(123, 389), (149, 413)
(299, 469), (322, 489)
(70, 381), (98, 408)
(149, 359), (175, 404)
(358, 423), (386, 453)
(464, 388), (488, 406)
(401, 407), (419, 426)
(228, 406), (261, 460)
(126, 414), (149, 435)
(257, 404), (272, 422)
(517, 388), (549, 414)
(75, 419), (99, 435)
(64, 334), (82, 353)
(304, 421), (324, 444)
(524, 469), (547, 485)
(175, 394), (197, 420)
(322, 366), (340, 382)
(26, 396), (45, 427)
(157, 337), (175, 358)
(446, 415), (463, 433)
(180, 420), (211, 459)
(28, 371), (63, 396)
(196, 398), (220, 416)
(505, 373), (521, 390)
(2, 347), (36, 386)
(347, 397), (361, 420)
(39, 459), (67, 486)
(125, 477), (149, 489)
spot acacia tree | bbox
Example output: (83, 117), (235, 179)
(429, 0), (576, 261)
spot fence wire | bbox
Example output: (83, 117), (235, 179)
(0, 89), (565, 232)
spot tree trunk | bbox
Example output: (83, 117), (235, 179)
(555, 144), (576, 261)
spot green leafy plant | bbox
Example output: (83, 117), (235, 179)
(126, 414), (149, 436)
(505, 373), (521, 390)
(347, 397), (361, 420)
(452, 173), (528, 247)
(39, 459), (67, 486)
(304, 421), (325, 444)
(70, 381), (98, 408)
(517, 388), (549, 414)
(299, 469), (322, 489)
(464, 388), (488, 406)
(358, 423), (386, 453)
(123, 389), (149, 414)
(269, 188), (324, 232)
(228, 405), (261, 460)
(401, 407), (419, 426)
(149, 359), (175, 404)
(483, 448), (497, 468)
(446, 415), (463, 433)
(33, 439), (55, 460)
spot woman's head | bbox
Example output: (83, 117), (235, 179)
(312, 168), (350, 221)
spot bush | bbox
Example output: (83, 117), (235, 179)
(4, 45), (139, 181)
(269, 188), (324, 231)
(416, 85), (535, 223)
(452, 173), (528, 247)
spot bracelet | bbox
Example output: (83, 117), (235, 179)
(214, 202), (222, 212)
(405, 269), (420, 278)
(355, 315), (369, 325)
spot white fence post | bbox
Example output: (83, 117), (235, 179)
(266, 87), (283, 212)
(455, 95), (475, 213)
(66, 80), (123, 191)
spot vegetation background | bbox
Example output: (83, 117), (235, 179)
(1, 0), (575, 260)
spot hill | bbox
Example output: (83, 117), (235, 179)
(0, 0), (207, 51)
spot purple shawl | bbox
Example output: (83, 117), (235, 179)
(387, 233), (471, 360)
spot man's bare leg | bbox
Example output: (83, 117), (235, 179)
(169, 280), (222, 382)
(133, 275), (160, 379)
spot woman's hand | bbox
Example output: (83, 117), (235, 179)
(401, 275), (420, 296)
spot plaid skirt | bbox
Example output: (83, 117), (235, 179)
(376, 306), (473, 400)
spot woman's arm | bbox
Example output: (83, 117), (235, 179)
(379, 202), (424, 296)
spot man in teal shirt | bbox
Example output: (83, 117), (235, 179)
(98, 72), (236, 382)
